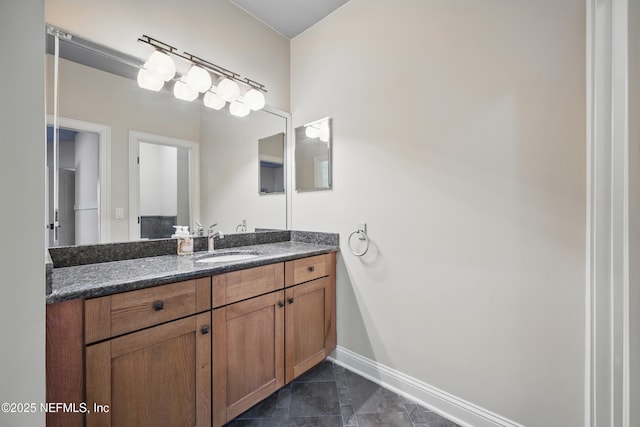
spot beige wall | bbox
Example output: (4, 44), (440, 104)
(291, 1), (585, 426)
(0, 0), (46, 425)
(45, 0), (290, 111)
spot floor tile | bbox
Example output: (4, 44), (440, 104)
(289, 381), (341, 418)
(356, 411), (414, 427)
(340, 404), (358, 426)
(226, 361), (462, 427)
(345, 371), (406, 415)
(293, 361), (336, 383)
(235, 392), (280, 419)
(277, 385), (292, 409)
(289, 415), (344, 426)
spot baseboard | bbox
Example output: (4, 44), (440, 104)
(328, 346), (525, 427)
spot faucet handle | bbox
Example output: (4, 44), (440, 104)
(208, 222), (218, 231)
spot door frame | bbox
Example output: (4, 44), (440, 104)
(46, 115), (112, 244)
(128, 131), (200, 241)
(586, 0), (633, 425)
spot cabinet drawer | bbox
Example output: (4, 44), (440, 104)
(85, 277), (211, 344)
(213, 263), (284, 308)
(285, 254), (327, 287)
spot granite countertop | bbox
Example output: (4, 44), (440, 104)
(47, 238), (338, 304)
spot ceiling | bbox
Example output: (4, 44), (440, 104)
(229, 0), (351, 39)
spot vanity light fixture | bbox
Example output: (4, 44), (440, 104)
(145, 50), (176, 82)
(185, 65), (212, 93)
(229, 100), (250, 117)
(203, 91), (226, 110)
(137, 68), (164, 91)
(244, 88), (266, 111)
(173, 80), (199, 101)
(137, 35), (267, 117)
(216, 77), (241, 102)
(305, 119), (330, 142)
(305, 125), (320, 139)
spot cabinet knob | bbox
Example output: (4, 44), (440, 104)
(278, 301), (285, 308)
(153, 301), (165, 311)
(308, 265), (315, 272)
(201, 325), (210, 335)
(288, 297), (295, 304)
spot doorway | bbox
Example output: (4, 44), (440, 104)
(46, 125), (100, 246)
(128, 131), (200, 240)
(46, 116), (111, 246)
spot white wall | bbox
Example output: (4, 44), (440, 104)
(45, 0), (290, 111)
(291, 1), (585, 426)
(0, 1), (46, 426)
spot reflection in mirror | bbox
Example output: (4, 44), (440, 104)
(138, 143), (189, 239)
(45, 28), (289, 245)
(259, 133), (285, 194)
(295, 118), (332, 191)
(46, 125), (100, 247)
(128, 131), (199, 241)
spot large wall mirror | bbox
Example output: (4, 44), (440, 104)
(295, 117), (332, 191)
(45, 28), (289, 246)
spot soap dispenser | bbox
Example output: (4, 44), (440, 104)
(173, 225), (194, 255)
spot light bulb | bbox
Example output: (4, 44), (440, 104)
(229, 100), (250, 117)
(305, 126), (320, 139)
(137, 68), (163, 91)
(319, 120), (330, 142)
(243, 88), (266, 111)
(185, 65), (212, 93)
(319, 130), (330, 143)
(173, 80), (198, 101)
(203, 91), (226, 110)
(217, 78), (240, 102)
(145, 50), (176, 81)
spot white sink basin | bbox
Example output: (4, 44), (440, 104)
(196, 252), (260, 263)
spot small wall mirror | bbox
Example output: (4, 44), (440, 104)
(259, 132), (285, 194)
(295, 117), (332, 191)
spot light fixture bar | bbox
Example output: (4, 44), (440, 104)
(183, 52), (238, 80)
(137, 35), (178, 54)
(242, 78), (266, 92)
(138, 34), (267, 93)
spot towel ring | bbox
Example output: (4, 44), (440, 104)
(348, 229), (370, 257)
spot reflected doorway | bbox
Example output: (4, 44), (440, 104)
(46, 125), (100, 247)
(128, 131), (200, 240)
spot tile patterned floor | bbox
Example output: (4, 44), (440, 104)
(226, 361), (461, 427)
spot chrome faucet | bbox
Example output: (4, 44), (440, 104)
(208, 223), (224, 252)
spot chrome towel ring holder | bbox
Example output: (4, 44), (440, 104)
(348, 224), (369, 257)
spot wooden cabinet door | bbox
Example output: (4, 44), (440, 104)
(86, 312), (211, 427)
(285, 276), (336, 383)
(212, 290), (285, 427)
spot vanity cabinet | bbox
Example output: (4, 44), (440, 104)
(212, 253), (336, 427)
(84, 277), (212, 427)
(46, 251), (336, 427)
